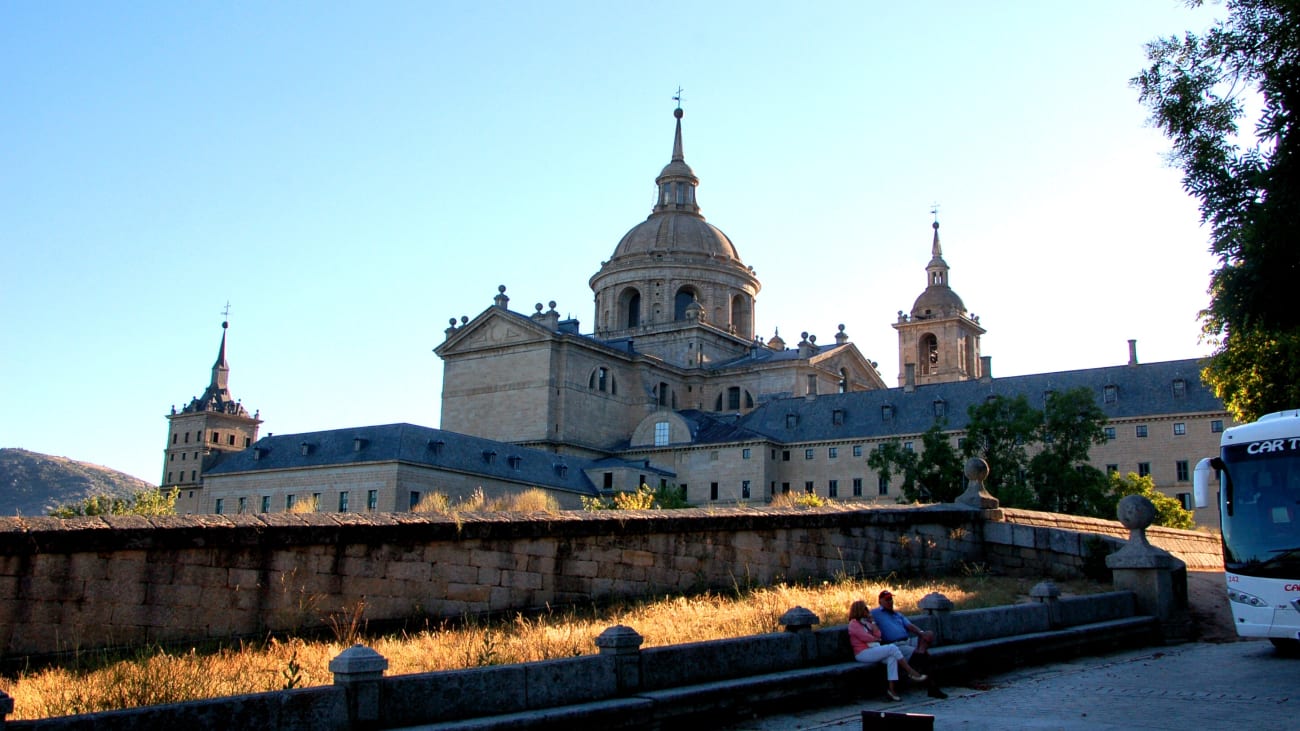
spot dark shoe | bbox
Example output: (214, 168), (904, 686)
(885, 689), (901, 702)
(909, 673), (928, 682)
(928, 688), (948, 699)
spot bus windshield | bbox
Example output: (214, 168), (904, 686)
(1220, 441), (1300, 578)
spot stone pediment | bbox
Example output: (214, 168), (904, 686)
(809, 343), (888, 390)
(436, 308), (554, 357)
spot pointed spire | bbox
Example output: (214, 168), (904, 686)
(653, 104), (701, 216)
(926, 220), (950, 288)
(210, 320), (230, 392)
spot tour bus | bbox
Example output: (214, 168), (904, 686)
(1194, 410), (1300, 650)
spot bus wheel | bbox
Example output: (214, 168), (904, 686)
(1269, 638), (1300, 656)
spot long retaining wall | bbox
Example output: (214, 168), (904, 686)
(0, 506), (985, 660)
(0, 505), (1222, 661)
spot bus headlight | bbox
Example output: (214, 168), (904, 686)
(1227, 588), (1269, 607)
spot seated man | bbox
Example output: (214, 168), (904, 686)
(871, 590), (947, 699)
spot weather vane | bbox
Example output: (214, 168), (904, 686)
(673, 86), (684, 110)
(221, 301), (231, 321)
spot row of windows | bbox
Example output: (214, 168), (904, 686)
(169, 451), (201, 462)
(214, 489), (381, 515)
(166, 470), (198, 484)
(771, 443), (904, 462)
(172, 429), (251, 447)
(1102, 379), (1189, 404)
(1106, 420), (1222, 441)
(1103, 460), (1193, 482)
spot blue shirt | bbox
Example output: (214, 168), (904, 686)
(870, 607), (914, 643)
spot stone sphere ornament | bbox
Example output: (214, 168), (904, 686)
(1117, 494), (1157, 531)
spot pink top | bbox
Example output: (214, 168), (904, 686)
(848, 618), (882, 654)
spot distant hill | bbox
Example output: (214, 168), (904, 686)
(0, 448), (156, 517)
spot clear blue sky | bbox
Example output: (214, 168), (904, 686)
(1, 1), (1224, 485)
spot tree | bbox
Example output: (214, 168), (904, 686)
(49, 487), (180, 518)
(963, 394), (1039, 507)
(867, 423), (964, 503)
(1134, 0), (1300, 421)
(1109, 471), (1196, 529)
(1029, 388), (1111, 516)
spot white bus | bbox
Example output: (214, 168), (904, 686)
(1194, 410), (1300, 651)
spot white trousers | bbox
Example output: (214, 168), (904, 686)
(854, 644), (905, 681)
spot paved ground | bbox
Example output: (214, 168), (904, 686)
(720, 639), (1299, 730)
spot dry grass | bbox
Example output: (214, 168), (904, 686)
(412, 488), (559, 515)
(2, 571), (1105, 720)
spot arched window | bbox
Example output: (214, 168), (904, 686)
(730, 293), (750, 334)
(620, 288), (641, 328)
(590, 367), (612, 393)
(839, 368), (850, 393)
(674, 287), (698, 321)
(919, 334), (939, 375)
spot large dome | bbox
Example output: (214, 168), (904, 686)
(612, 213), (741, 260)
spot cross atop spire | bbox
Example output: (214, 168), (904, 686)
(673, 86), (684, 111)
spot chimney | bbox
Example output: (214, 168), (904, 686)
(1128, 339), (1139, 366)
(904, 363), (916, 393)
(980, 356), (992, 383)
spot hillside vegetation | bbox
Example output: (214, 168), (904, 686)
(0, 448), (154, 516)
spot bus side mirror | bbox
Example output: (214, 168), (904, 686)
(1193, 458), (1214, 509)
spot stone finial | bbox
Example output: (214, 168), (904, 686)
(1030, 581), (1061, 600)
(955, 457), (999, 509)
(917, 592), (954, 613)
(329, 644), (389, 678)
(1107, 495), (1178, 568)
(494, 285), (509, 309)
(835, 324), (848, 345)
(595, 625), (644, 654)
(779, 606), (821, 632)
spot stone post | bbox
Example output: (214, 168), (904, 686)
(956, 458), (1002, 519)
(1105, 495), (1190, 642)
(1030, 580), (1063, 628)
(595, 625), (644, 692)
(779, 606), (821, 661)
(330, 644), (389, 728)
(917, 592), (954, 645)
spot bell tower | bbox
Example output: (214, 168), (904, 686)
(163, 316), (261, 512)
(893, 220), (986, 387)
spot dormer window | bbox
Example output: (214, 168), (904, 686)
(933, 400), (946, 418)
(482, 450), (497, 464)
(785, 413), (799, 429)
(832, 409), (845, 426)
(299, 442), (313, 456)
(427, 439), (445, 454)
(1172, 379), (1187, 398)
(1103, 385), (1118, 404)
(881, 405), (893, 422)
(353, 437), (368, 452)
(554, 463), (568, 477)
(507, 455), (522, 469)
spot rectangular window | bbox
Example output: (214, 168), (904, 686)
(853, 477), (863, 497)
(1177, 493), (1192, 510)
(742, 480), (751, 499)
(1103, 384), (1117, 403)
(654, 421), (670, 446)
(1173, 422), (1186, 436)
(1138, 462), (1151, 477)
(286, 494), (296, 510)
(312, 493), (321, 511)
(933, 400), (945, 418)
(804, 481), (814, 494)
(211, 432), (219, 443)
(1136, 425), (1148, 438)
(228, 434), (236, 445)
(832, 409), (844, 426)
(881, 405), (893, 422)
(1106, 464), (1119, 475)
(261, 495), (270, 513)
(878, 475), (889, 496)
(804, 448), (814, 460)
(339, 491), (350, 512)
(771, 449), (777, 460)
(166, 471), (173, 483)
(828, 479), (838, 498)
(184, 432), (190, 443)
(367, 490), (378, 511)
(237, 497), (247, 514)
(244, 437), (252, 447)
(1172, 379), (1187, 398)
(786, 414), (799, 429)
(1104, 426), (1116, 441)
(742, 448), (751, 460)
(782, 450), (791, 462)
(710, 482), (719, 501)
(1176, 460), (1190, 482)
(1211, 420), (1224, 433)
(172, 434), (178, 444)
(781, 482), (790, 494)
(903, 441), (914, 452)
(603, 472), (613, 488)
(408, 491), (421, 510)
(853, 445), (862, 457)
(828, 447), (838, 459)
(214, 498), (224, 515)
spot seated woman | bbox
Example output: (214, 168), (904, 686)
(847, 599), (926, 701)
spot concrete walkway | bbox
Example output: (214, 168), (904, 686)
(721, 639), (1298, 730)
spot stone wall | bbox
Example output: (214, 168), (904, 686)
(0, 505), (985, 660)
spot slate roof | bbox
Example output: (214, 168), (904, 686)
(709, 358), (1221, 445)
(205, 423), (617, 496)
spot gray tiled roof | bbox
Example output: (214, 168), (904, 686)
(205, 423), (611, 496)
(723, 359), (1221, 445)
